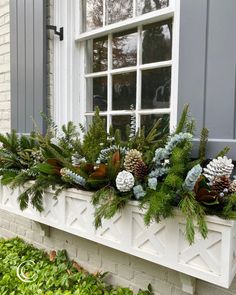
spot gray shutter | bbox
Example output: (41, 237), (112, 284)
(10, 0), (47, 133)
(178, 0), (236, 159)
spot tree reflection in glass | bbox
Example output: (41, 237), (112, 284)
(141, 67), (171, 109)
(107, 0), (133, 25)
(137, 0), (169, 15)
(93, 37), (108, 72)
(112, 73), (136, 110)
(142, 20), (172, 64)
(113, 30), (137, 69)
(85, 0), (103, 31)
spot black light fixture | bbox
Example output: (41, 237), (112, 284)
(47, 25), (64, 41)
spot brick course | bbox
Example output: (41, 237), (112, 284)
(0, 0), (10, 133)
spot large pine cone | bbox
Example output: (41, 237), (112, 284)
(211, 175), (231, 193)
(124, 149), (143, 173)
(134, 160), (148, 180)
(203, 156), (234, 183)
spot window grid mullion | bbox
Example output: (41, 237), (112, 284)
(107, 33), (113, 131)
(136, 25), (142, 132)
(103, 0), (106, 27)
(133, 0), (136, 18)
(84, 60), (172, 78)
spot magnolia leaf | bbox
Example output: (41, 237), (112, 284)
(90, 164), (107, 179)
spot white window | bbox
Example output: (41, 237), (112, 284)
(54, 0), (180, 134)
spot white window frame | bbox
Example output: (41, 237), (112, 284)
(53, 0), (180, 132)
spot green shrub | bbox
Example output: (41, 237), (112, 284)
(0, 238), (152, 295)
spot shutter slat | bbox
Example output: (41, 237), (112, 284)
(178, 0), (236, 159)
(10, 0), (46, 133)
(178, 0), (208, 137)
(25, 0), (34, 132)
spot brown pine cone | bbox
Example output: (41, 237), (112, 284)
(124, 149), (143, 173)
(229, 180), (236, 193)
(211, 175), (231, 193)
(134, 160), (148, 180)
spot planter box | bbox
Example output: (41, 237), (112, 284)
(0, 184), (236, 289)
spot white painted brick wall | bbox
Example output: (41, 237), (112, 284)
(1, 0), (236, 294)
(1, 208), (236, 295)
(0, 0), (10, 133)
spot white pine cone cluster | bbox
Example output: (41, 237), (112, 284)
(203, 156), (234, 183)
(116, 170), (135, 192)
(124, 149), (143, 173)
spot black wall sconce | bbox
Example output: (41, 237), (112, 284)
(47, 25), (64, 41)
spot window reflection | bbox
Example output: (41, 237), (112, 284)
(93, 37), (108, 72)
(85, 0), (103, 31)
(137, 0), (169, 15)
(141, 67), (171, 109)
(142, 20), (172, 64)
(141, 114), (169, 136)
(113, 30), (137, 69)
(112, 73), (136, 110)
(87, 77), (107, 112)
(112, 115), (131, 140)
(107, 0), (133, 25)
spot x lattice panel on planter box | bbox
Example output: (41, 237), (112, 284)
(0, 184), (236, 289)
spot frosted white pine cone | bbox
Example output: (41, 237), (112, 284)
(116, 170), (135, 192)
(203, 156), (234, 183)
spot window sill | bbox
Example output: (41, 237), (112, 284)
(0, 184), (235, 289)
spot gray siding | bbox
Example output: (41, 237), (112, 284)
(10, 0), (47, 133)
(178, 0), (236, 159)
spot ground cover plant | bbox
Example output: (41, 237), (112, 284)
(0, 105), (236, 244)
(0, 237), (153, 295)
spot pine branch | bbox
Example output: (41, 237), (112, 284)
(92, 187), (129, 229)
(198, 127), (209, 163)
(179, 192), (208, 244)
(175, 104), (189, 134)
(215, 146), (230, 158)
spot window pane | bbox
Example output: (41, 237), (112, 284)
(141, 114), (169, 136)
(85, 0), (103, 31)
(137, 0), (169, 15)
(93, 37), (108, 72)
(112, 115), (130, 140)
(142, 20), (172, 64)
(141, 67), (171, 109)
(107, 0), (133, 25)
(86, 115), (107, 130)
(87, 77), (107, 112)
(112, 30), (137, 69)
(112, 73), (136, 110)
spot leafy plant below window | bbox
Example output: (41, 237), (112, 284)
(0, 237), (153, 295)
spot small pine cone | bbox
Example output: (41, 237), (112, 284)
(229, 180), (236, 193)
(124, 149), (143, 173)
(134, 160), (148, 180)
(212, 175), (231, 194)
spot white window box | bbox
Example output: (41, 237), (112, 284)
(0, 183), (235, 289)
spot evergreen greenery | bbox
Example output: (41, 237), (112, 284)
(0, 105), (236, 244)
